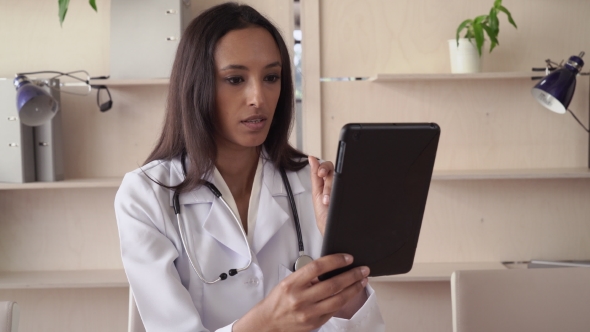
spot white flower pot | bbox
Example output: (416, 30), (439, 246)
(448, 38), (482, 73)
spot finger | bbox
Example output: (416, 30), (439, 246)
(318, 161), (334, 205)
(293, 253), (353, 287)
(317, 160), (333, 178)
(312, 277), (368, 315)
(308, 156), (324, 199)
(310, 277), (320, 286)
(305, 266), (370, 303)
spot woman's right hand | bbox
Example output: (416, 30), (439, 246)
(233, 254), (369, 332)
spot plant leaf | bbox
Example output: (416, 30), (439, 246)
(482, 24), (499, 52)
(89, 0), (97, 12)
(488, 7), (499, 32)
(493, 0), (502, 9)
(498, 5), (517, 28)
(58, 0), (70, 26)
(473, 22), (485, 56)
(489, 41), (497, 53)
(456, 19), (472, 46)
(474, 15), (487, 24)
(482, 24), (499, 45)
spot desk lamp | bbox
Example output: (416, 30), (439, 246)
(14, 75), (59, 126)
(13, 70), (111, 127)
(531, 52), (590, 167)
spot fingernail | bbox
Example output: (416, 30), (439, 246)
(361, 267), (370, 277)
(361, 278), (368, 287)
(322, 195), (330, 205)
(319, 168), (326, 176)
(344, 254), (353, 263)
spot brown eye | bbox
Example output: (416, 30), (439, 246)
(226, 76), (244, 85)
(265, 74), (280, 83)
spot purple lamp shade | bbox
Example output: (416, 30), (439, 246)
(14, 75), (59, 126)
(531, 55), (584, 114)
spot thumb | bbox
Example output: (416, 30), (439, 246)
(308, 156), (323, 197)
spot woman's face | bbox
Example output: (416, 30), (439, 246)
(213, 27), (282, 151)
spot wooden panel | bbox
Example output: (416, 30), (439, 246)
(301, 0), (323, 157)
(320, 79), (589, 169)
(0, 188), (122, 272)
(0, 0), (110, 77)
(416, 179), (590, 262)
(60, 86), (167, 178)
(319, 0), (590, 77)
(188, 0), (294, 54)
(0, 288), (128, 332)
(372, 282), (452, 332)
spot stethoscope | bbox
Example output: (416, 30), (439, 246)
(172, 152), (314, 284)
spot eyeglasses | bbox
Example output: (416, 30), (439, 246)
(90, 82), (113, 112)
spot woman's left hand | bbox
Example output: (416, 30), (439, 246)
(308, 156), (334, 236)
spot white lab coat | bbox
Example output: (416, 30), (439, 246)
(114, 156), (385, 332)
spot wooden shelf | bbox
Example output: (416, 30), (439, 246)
(0, 270), (128, 289)
(369, 262), (506, 282)
(369, 72), (539, 82)
(432, 168), (590, 180)
(90, 78), (170, 86)
(1, 168), (587, 191)
(0, 177), (122, 190)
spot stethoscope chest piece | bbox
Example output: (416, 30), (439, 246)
(293, 254), (314, 271)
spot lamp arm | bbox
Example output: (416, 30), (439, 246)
(16, 70), (91, 85)
(566, 109), (590, 132)
(16, 70), (67, 76)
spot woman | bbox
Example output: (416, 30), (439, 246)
(115, 3), (385, 331)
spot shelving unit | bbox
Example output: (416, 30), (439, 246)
(303, 2), (590, 331)
(89, 78), (169, 86)
(2, 167), (588, 191)
(431, 168), (590, 180)
(0, 264), (508, 289)
(0, 177), (122, 190)
(369, 72), (539, 82)
(0, 270), (128, 290)
(369, 262), (506, 282)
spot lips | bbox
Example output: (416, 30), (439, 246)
(243, 118), (264, 124)
(241, 115), (267, 131)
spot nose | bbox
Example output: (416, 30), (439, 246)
(247, 80), (265, 108)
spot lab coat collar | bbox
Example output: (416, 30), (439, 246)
(168, 153), (306, 205)
(251, 158), (305, 254)
(168, 153), (306, 257)
(261, 156), (305, 197)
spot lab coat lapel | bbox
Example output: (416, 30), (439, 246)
(252, 161), (305, 254)
(202, 197), (250, 259)
(169, 156), (249, 258)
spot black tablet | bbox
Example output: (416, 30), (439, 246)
(319, 123), (440, 280)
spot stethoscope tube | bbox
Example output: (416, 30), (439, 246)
(174, 152), (312, 284)
(174, 189), (253, 284)
(279, 168), (304, 253)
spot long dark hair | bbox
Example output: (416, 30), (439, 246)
(145, 2), (307, 193)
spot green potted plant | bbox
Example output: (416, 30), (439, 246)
(58, 0), (97, 26)
(449, 0), (517, 73)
